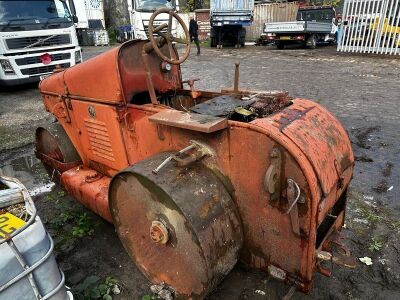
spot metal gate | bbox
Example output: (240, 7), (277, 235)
(338, 0), (400, 55)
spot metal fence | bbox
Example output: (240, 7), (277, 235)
(246, 3), (299, 41)
(338, 0), (400, 55)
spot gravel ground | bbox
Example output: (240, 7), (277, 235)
(0, 44), (399, 300)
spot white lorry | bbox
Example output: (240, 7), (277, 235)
(261, 6), (338, 49)
(67, 0), (109, 46)
(0, 0), (81, 86)
(127, 0), (178, 40)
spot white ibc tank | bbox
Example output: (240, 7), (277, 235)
(0, 176), (72, 300)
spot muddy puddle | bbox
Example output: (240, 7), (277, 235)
(0, 154), (54, 196)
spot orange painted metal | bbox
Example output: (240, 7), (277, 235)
(60, 167), (112, 222)
(38, 39), (354, 296)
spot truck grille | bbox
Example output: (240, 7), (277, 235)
(6, 34), (71, 50)
(15, 53), (71, 66)
(21, 63), (70, 76)
(143, 22), (168, 37)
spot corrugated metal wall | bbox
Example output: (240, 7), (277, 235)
(247, 3), (299, 40)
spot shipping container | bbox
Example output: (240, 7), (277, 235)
(247, 3), (299, 41)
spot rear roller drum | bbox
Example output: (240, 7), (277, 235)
(109, 153), (243, 299)
(35, 123), (80, 183)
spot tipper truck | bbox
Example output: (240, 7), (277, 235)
(261, 6), (338, 49)
(0, 0), (82, 86)
(210, 0), (254, 48)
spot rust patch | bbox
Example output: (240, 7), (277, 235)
(199, 194), (219, 219)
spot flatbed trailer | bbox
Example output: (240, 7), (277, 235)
(261, 6), (338, 49)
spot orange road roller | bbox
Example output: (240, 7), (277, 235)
(36, 8), (355, 299)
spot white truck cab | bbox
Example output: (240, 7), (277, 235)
(0, 0), (81, 86)
(128, 0), (178, 40)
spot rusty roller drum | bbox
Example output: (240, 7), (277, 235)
(35, 123), (80, 182)
(109, 153), (243, 299)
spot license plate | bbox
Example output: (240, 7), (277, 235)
(0, 212), (26, 239)
(280, 36), (291, 40)
(40, 74), (50, 81)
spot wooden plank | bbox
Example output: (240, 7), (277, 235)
(149, 109), (228, 133)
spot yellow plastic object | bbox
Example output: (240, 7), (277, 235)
(0, 212), (26, 239)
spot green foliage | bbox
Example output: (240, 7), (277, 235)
(310, 0), (342, 7)
(358, 207), (383, 224)
(142, 295), (156, 300)
(186, 0), (195, 12)
(47, 193), (96, 240)
(72, 213), (95, 237)
(107, 27), (117, 44)
(390, 220), (400, 231)
(49, 200), (74, 229)
(368, 237), (384, 252)
(74, 276), (121, 300)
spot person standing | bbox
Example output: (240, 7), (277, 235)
(189, 16), (200, 55)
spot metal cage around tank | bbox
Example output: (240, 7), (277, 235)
(0, 176), (72, 300)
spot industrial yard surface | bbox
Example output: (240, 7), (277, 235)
(1, 45), (399, 299)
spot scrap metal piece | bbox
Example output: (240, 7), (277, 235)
(149, 109), (228, 133)
(190, 95), (255, 117)
(152, 141), (213, 174)
(315, 249), (357, 269)
(152, 143), (196, 174)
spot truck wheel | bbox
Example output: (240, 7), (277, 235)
(109, 152), (243, 299)
(276, 42), (284, 49)
(240, 28), (246, 47)
(307, 35), (317, 49)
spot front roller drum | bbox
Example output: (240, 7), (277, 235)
(35, 122), (81, 182)
(109, 153), (243, 299)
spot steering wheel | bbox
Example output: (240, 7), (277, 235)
(148, 8), (190, 65)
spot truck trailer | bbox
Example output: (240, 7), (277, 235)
(66, 0), (109, 46)
(261, 6), (338, 49)
(210, 0), (254, 48)
(0, 0), (81, 86)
